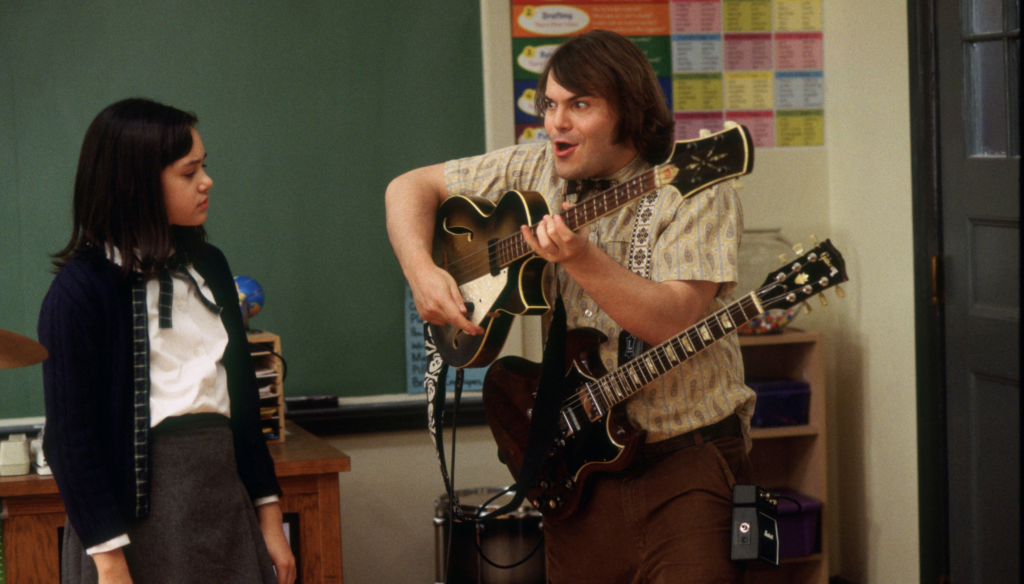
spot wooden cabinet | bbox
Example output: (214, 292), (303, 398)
(740, 329), (829, 584)
(249, 331), (286, 442)
(0, 422), (348, 584)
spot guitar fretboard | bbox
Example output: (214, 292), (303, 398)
(491, 170), (662, 271)
(572, 292), (764, 421)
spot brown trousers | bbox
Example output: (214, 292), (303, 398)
(544, 435), (753, 584)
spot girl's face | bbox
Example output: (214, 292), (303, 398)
(162, 128), (212, 226)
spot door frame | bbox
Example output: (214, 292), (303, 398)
(907, 1), (950, 583)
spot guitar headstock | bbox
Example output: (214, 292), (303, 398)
(756, 239), (849, 311)
(655, 124), (754, 198)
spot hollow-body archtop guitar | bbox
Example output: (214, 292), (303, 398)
(430, 124), (755, 369)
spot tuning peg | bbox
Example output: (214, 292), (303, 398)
(835, 285), (845, 299)
(792, 243), (805, 256)
(809, 234), (819, 246)
(818, 293), (829, 307)
(801, 301), (813, 314)
(778, 253), (789, 264)
(731, 178), (744, 189)
(724, 120), (739, 129)
(699, 128), (712, 138)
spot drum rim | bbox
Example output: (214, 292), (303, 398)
(434, 486), (540, 519)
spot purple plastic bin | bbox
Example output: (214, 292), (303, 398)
(774, 489), (822, 558)
(748, 378), (810, 427)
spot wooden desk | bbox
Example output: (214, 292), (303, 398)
(0, 421), (349, 583)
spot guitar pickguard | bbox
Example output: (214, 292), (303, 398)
(460, 268), (508, 327)
(483, 329), (646, 520)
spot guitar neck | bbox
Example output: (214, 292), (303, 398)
(494, 165), (676, 269)
(578, 238), (849, 416)
(576, 291), (765, 420)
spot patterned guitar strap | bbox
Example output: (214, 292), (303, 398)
(618, 190), (660, 365)
(423, 324), (464, 518)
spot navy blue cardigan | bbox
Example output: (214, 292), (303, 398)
(39, 244), (282, 548)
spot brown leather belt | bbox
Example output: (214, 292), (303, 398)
(641, 414), (743, 457)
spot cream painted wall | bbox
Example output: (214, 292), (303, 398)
(823, 1), (919, 583)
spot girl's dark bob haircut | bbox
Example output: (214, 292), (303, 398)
(534, 30), (675, 165)
(54, 98), (206, 276)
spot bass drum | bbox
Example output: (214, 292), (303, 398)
(434, 487), (545, 584)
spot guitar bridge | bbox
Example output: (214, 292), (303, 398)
(581, 383), (604, 422)
(560, 408), (580, 437)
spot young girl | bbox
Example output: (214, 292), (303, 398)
(39, 98), (296, 584)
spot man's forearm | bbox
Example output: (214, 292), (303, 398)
(385, 164), (447, 278)
(562, 243), (719, 346)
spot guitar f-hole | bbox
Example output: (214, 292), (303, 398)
(442, 219), (474, 241)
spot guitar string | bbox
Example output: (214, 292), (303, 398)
(555, 296), (759, 416)
(560, 280), (832, 417)
(441, 175), (655, 283)
(439, 172), (659, 283)
(440, 171), (657, 277)
(440, 163), (742, 284)
(553, 286), (802, 419)
(438, 131), (745, 281)
(557, 252), (843, 415)
(555, 291), (784, 419)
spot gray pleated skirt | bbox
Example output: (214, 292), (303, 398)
(62, 415), (277, 584)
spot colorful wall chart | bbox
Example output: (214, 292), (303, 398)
(511, 0), (824, 148)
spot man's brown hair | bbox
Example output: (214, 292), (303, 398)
(534, 30), (675, 164)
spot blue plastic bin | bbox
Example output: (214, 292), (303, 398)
(774, 488), (823, 557)
(748, 378), (810, 427)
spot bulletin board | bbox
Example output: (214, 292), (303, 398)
(510, 0), (825, 148)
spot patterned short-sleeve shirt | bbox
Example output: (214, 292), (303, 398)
(444, 142), (755, 445)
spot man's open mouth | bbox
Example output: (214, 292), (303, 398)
(554, 140), (576, 154)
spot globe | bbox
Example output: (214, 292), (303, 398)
(234, 276), (264, 320)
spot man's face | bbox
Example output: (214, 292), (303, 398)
(542, 75), (638, 180)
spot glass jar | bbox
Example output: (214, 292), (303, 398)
(736, 228), (801, 334)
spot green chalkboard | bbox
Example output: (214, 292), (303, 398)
(0, 1), (484, 418)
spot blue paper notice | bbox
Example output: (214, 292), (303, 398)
(405, 286), (486, 394)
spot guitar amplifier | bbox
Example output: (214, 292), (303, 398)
(730, 485), (780, 566)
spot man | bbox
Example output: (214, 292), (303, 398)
(386, 30), (755, 583)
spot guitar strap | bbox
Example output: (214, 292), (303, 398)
(480, 295), (569, 520)
(423, 324), (464, 519)
(618, 190), (660, 366)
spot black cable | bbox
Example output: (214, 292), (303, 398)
(462, 485), (546, 570)
(479, 486), (514, 508)
(443, 369), (463, 584)
(267, 349), (288, 383)
(772, 493), (803, 512)
(440, 371), (542, 579)
(444, 500), (454, 584)
(246, 341), (288, 383)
